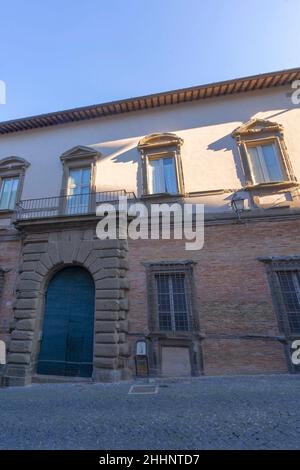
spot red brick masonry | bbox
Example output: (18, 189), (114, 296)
(127, 218), (300, 375)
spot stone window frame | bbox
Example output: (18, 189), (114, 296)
(137, 133), (185, 197)
(143, 260), (198, 335)
(232, 119), (297, 190)
(0, 157), (30, 214)
(259, 256), (300, 338)
(59, 146), (101, 212)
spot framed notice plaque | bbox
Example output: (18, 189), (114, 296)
(135, 355), (149, 376)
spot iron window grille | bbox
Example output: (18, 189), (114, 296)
(145, 261), (196, 333)
(276, 270), (300, 334)
(260, 257), (300, 337)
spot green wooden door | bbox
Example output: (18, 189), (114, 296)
(37, 266), (95, 377)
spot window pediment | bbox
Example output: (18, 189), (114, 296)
(232, 118), (284, 139)
(60, 146), (101, 164)
(0, 156), (30, 173)
(231, 118), (296, 190)
(138, 133), (183, 150)
(138, 133), (185, 196)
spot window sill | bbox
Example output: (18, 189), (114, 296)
(0, 209), (14, 217)
(150, 330), (197, 338)
(141, 192), (184, 200)
(244, 181), (299, 191)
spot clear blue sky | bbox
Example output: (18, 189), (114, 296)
(0, 0), (299, 121)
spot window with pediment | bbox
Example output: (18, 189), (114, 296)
(138, 133), (185, 196)
(232, 119), (296, 188)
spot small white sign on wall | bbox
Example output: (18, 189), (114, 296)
(0, 340), (6, 364)
(136, 340), (147, 356)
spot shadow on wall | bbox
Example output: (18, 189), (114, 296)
(93, 139), (142, 195)
(207, 109), (290, 188)
(92, 103), (291, 195)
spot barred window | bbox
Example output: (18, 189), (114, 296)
(277, 271), (300, 334)
(155, 272), (189, 331)
(145, 261), (196, 333)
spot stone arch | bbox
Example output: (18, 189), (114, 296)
(5, 228), (130, 386)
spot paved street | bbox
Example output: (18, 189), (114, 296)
(0, 374), (299, 450)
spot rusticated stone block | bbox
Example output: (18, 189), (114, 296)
(118, 333), (126, 343)
(15, 298), (38, 310)
(39, 253), (52, 270)
(93, 268), (121, 281)
(35, 262), (48, 277)
(23, 243), (47, 254)
(98, 257), (122, 270)
(95, 249), (122, 259)
(14, 310), (36, 320)
(47, 242), (60, 266)
(23, 253), (41, 262)
(119, 299), (129, 311)
(8, 353), (30, 364)
(16, 291), (39, 299)
(20, 271), (43, 282)
(119, 343), (130, 357)
(9, 340), (33, 353)
(95, 333), (119, 344)
(119, 278), (130, 289)
(76, 241), (94, 264)
(95, 278), (121, 290)
(16, 319), (35, 331)
(11, 330), (34, 340)
(118, 320), (129, 332)
(84, 251), (98, 268)
(94, 321), (117, 333)
(19, 261), (37, 272)
(94, 344), (119, 357)
(93, 357), (118, 369)
(95, 310), (119, 321)
(82, 229), (93, 240)
(119, 259), (129, 270)
(118, 310), (127, 320)
(95, 290), (122, 299)
(93, 239), (123, 250)
(96, 299), (121, 311)
(17, 280), (40, 291)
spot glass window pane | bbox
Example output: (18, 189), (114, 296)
(0, 177), (19, 210)
(0, 179), (12, 209)
(148, 159), (162, 194)
(261, 144), (283, 182)
(9, 178), (19, 209)
(163, 158), (178, 194)
(82, 168), (91, 186)
(68, 169), (82, 189)
(67, 168), (91, 214)
(248, 146), (265, 183)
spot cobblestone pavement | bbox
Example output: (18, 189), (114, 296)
(0, 374), (299, 450)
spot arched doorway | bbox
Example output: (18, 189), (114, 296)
(37, 266), (95, 377)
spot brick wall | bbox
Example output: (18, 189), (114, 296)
(126, 218), (300, 375)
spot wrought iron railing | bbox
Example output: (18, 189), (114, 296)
(15, 190), (136, 220)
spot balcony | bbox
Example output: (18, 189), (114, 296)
(15, 190), (136, 221)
